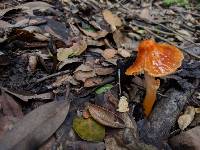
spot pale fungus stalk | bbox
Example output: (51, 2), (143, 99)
(143, 73), (160, 117)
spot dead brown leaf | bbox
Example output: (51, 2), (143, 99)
(102, 10), (122, 31)
(75, 64), (93, 72)
(88, 104), (125, 128)
(113, 30), (133, 49)
(0, 6), (21, 18)
(74, 71), (96, 82)
(1, 87), (52, 102)
(57, 40), (87, 61)
(95, 67), (115, 76)
(0, 20), (12, 29)
(139, 8), (153, 21)
(74, 64), (96, 82)
(0, 90), (23, 118)
(84, 77), (103, 87)
(0, 100), (70, 150)
(0, 116), (18, 140)
(117, 96), (129, 113)
(105, 137), (126, 150)
(53, 75), (79, 87)
(21, 1), (54, 16)
(178, 106), (195, 130)
(102, 49), (117, 59)
(78, 26), (108, 40)
(86, 38), (105, 47)
(57, 58), (82, 70)
(117, 48), (131, 58)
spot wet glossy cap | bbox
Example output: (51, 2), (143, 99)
(126, 39), (184, 77)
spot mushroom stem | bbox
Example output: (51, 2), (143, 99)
(143, 72), (160, 117)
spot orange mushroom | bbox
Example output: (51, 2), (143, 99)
(126, 39), (184, 117)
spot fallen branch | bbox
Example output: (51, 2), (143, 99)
(36, 70), (70, 84)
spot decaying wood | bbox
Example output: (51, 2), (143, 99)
(138, 80), (198, 148)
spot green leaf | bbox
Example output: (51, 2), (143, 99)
(163, 0), (189, 6)
(95, 84), (113, 94)
(73, 117), (105, 142)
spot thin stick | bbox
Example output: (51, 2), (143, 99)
(152, 21), (200, 48)
(118, 69), (122, 97)
(131, 21), (175, 36)
(36, 70), (70, 83)
(118, 2), (200, 48)
(172, 8), (200, 17)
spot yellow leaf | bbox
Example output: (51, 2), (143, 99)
(178, 106), (195, 130)
(117, 96), (129, 112)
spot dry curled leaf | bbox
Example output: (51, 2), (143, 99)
(113, 30), (134, 49)
(117, 48), (131, 58)
(139, 8), (153, 22)
(0, 90), (23, 118)
(78, 26), (108, 40)
(95, 67), (115, 76)
(105, 137), (126, 150)
(0, 100), (70, 150)
(57, 40), (87, 61)
(0, 116), (18, 140)
(178, 106), (195, 130)
(84, 77), (103, 87)
(74, 70), (96, 82)
(1, 87), (52, 102)
(74, 64), (96, 82)
(102, 49), (117, 59)
(53, 75), (79, 87)
(102, 10), (122, 31)
(57, 58), (82, 70)
(117, 96), (129, 113)
(21, 1), (54, 16)
(75, 64), (93, 72)
(88, 104), (125, 128)
(86, 38), (105, 47)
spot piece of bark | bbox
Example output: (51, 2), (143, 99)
(169, 126), (200, 150)
(138, 80), (196, 148)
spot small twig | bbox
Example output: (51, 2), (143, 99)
(152, 21), (200, 48)
(117, 69), (122, 97)
(131, 21), (175, 36)
(13, 20), (47, 28)
(118, 3), (200, 48)
(36, 70), (70, 84)
(172, 8), (200, 17)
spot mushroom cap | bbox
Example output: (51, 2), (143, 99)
(126, 39), (184, 77)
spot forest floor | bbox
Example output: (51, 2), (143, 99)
(0, 0), (199, 150)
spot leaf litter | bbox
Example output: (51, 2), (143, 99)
(0, 0), (199, 149)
